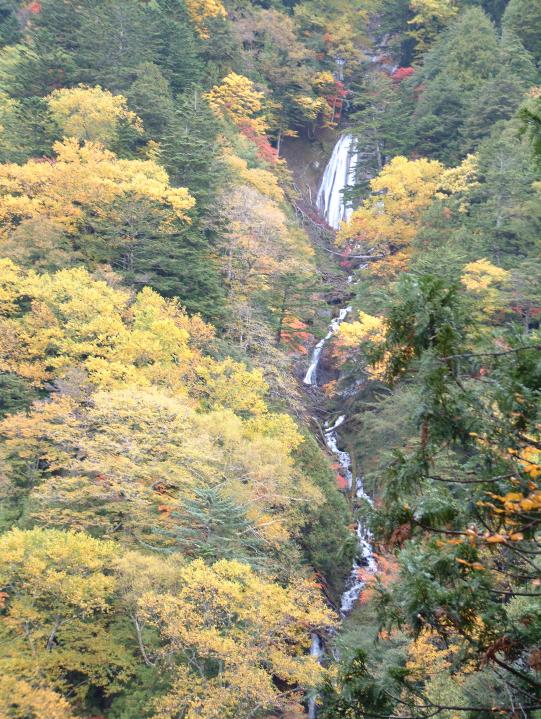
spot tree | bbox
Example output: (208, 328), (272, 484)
(331, 272), (541, 716)
(184, 0), (227, 39)
(0, 677), (76, 719)
(349, 69), (409, 182)
(0, 528), (134, 708)
(520, 87), (541, 160)
(0, 261), (325, 551)
(206, 72), (267, 134)
(407, 0), (459, 53)
(0, 138), (194, 235)
(0, 139), (230, 315)
(140, 558), (335, 719)
(46, 85), (143, 146)
(338, 154), (478, 277)
(411, 7), (500, 161)
(502, 0), (541, 66)
(155, 485), (268, 565)
(0, 528), (335, 718)
(468, 122), (541, 260)
(127, 63), (175, 140)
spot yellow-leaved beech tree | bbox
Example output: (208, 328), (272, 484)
(0, 138), (194, 232)
(0, 528), (334, 719)
(0, 138), (195, 272)
(337, 154), (478, 278)
(46, 85), (144, 146)
(0, 260), (322, 551)
(185, 0), (227, 38)
(460, 257), (510, 318)
(206, 72), (268, 134)
(0, 677), (76, 719)
(336, 310), (389, 380)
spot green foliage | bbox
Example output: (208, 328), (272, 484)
(295, 431), (357, 597)
(1, 0), (541, 717)
(502, 0), (541, 66)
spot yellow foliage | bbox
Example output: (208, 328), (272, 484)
(219, 185), (314, 308)
(0, 677), (75, 719)
(47, 85), (143, 145)
(312, 71), (336, 90)
(206, 73), (267, 134)
(140, 558), (335, 719)
(338, 155), (480, 277)
(0, 528), (117, 614)
(461, 258), (510, 315)
(338, 311), (386, 348)
(291, 94), (327, 123)
(408, 0), (459, 51)
(337, 311), (389, 379)
(224, 152), (284, 201)
(185, 0), (226, 38)
(0, 260), (209, 392)
(437, 154), (479, 196)
(0, 139), (195, 238)
(195, 357), (269, 415)
(406, 627), (475, 714)
(0, 529), (332, 719)
(461, 258), (509, 292)
(0, 261), (322, 545)
(338, 156), (444, 259)
(436, 153), (479, 210)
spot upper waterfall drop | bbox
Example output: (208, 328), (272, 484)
(316, 134), (358, 230)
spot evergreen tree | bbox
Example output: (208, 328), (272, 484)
(74, 0), (162, 92)
(469, 122), (541, 260)
(155, 486), (267, 565)
(0, 0), (20, 46)
(161, 88), (228, 209)
(412, 8), (500, 161)
(127, 62), (176, 140)
(154, 0), (205, 94)
(502, 0), (541, 66)
(86, 196), (226, 322)
(413, 76), (467, 164)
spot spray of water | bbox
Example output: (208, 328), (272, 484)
(316, 134), (358, 230)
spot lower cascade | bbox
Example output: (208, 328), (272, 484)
(304, 323), (377, 619)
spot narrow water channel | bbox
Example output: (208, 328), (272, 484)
(305, 133), (377, 717)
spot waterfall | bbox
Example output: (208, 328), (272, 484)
(307, 633), (325, 719)
(316, 134), (358, 230)
(323, 416), (377, 616)
(303, 134), (377, 715)
(303, 306), (352, 386)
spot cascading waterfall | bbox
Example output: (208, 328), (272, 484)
(305, 134), (377, 716)
(303, 306), (352, 386)
(324, 415), (377, 615)
(305, 343), (377, 617)
(316, 134), (358, 230)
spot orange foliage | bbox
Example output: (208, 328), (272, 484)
(358, 552), (398, 606)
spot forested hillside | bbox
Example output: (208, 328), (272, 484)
(0, 0), (539, 718)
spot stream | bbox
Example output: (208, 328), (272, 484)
(306, 133), (377, 718)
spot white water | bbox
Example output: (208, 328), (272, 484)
(306, 326), (376, 615)
(323, 417), (377, 616)
(303, 133), (377, 717)
(308, 633), (325, 719)
(303, 306), (352, 386)
(316, 134), (358, 229)
(303, 137), (377, 716)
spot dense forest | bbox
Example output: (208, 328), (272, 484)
(0, 0), (540, 717)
